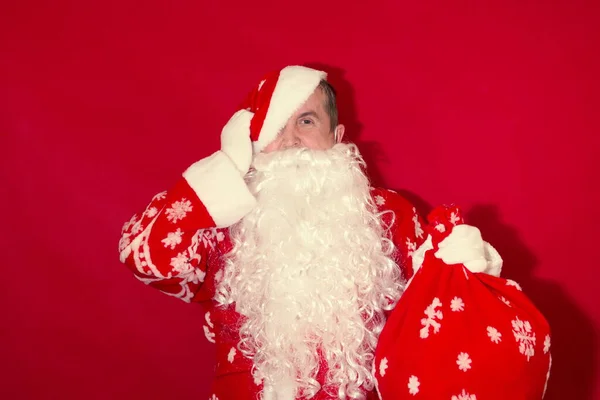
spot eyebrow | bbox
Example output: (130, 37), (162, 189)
(298, 111), (320, 120)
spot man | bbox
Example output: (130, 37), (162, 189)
(118, 65), (550, 399)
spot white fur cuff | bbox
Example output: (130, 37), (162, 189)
(183, 151), (257, 228)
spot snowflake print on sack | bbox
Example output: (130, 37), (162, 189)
(543, 334), (551, 354)
(165, 198), (193, 223)
(434, 223), (446, 233)
(543, 354), (552, 398)
(412, 208), (424, 238)
(456, 352), (472, 372)
(451, 389), (477, 400)
(461, 266), (470, 280)
(153, 191), (167, 201)
(375, 195), (385, 206)
(512, 317), (536, 361)
(144, 207), (158, 218)
(450, 297), (465, 312)
(420, 297), (443, 338)
(227, 347), (237, 363)
(506, 279), (522, 291)
(406, 238), (417, 257)
(487, 326), (502, 343)
(379, 358), (388, 377)
(162, 228), (183, 250)
(408, 375), (420, 395)
(499, 296), (511, 307)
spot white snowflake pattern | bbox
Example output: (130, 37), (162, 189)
(227, 347), (237, 363)
(499, 296), (511, 307)
(487, 326), (502, 343)
(506, 279), (522, 291)
(182, 268), (206, 285)
(204, 312), (215, 344)
(406, 238), (417, 257)
(203, 326), (215, 343)
(420, 297), (443, 338)
(434, 223), (446, 233)
(408, 375), (420, 395)
(375, 195), (386, 206)
(165, 199), (193, 223)
(379, 358), (388, 377)
(462, 265), (470, 280)
(209, 394), (219, 400)
(131, 220), (143, 235)
(162, 228), (184, 249)
(512, 317), (536, 361)
(153, 191), (167, 201)
(118, 234), (131, 252)
(122, 214), (138, 233)
(451, 389), (477, 400)
(200, 229), (226, 249)
(145, 207), (158, 218)
(412, 208), (424, 238)
(456, 352), (472, 372)
(543, 334), (551, 354)
(205, 312), (214, 328)
(450, 297), (465, 312)
(170, 253), (191, 274)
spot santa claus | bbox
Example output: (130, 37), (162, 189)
(118, 66), (551, 399)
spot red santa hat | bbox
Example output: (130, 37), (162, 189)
(232, 65), (327, 153)
(374, 205), (552, 399)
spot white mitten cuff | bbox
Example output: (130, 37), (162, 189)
(183, 151), (256, 227)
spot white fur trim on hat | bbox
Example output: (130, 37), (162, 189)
(253, 66), (327, 153)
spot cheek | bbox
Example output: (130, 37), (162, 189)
(304, 131), (335, 150)
(261, 142), (276, 153)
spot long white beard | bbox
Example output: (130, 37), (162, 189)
(215, 143), (403, 399)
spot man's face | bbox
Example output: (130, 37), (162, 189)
(262, 87), (345, 153)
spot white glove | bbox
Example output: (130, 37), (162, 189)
(220, 109), (254, 175)
(434, 224), (503, 276)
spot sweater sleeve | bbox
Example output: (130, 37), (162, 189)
(118, 151), (256, 302)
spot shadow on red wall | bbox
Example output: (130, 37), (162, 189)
(467, 205), (597, 400)
(311, 63), (598, 399)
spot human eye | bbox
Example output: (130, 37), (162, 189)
(299, 118), (314, 126)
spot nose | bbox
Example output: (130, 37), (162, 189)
(279, 125), (301, 149)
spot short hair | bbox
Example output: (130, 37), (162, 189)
(318, 80), (338, 132)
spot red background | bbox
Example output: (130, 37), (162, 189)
(1, 1), (598, 399)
